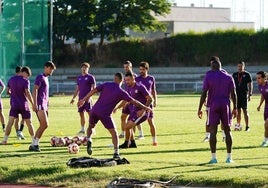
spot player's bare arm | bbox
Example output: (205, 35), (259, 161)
(230, 88), (238, 118)
(257, 94), (265, 111)
(137, 94), (153, 117)
(25, 89), (34, 109)
(32, 84), (39, 112)
(78, 88), (98, 108)
(113, 101), (128, 113)
(129, 99), (151, 112)
(152, 89), (157, 107)
(198, 90), (207, 119)
(248, 81), (253, 101)
(70, 85), (79, 104)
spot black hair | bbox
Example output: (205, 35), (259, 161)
(256, 71), (267, 79)
(21, 66), (32, 76)
(125, 71), (134, 78)
(115, 72), (123, 81)
(139, 61), (149, 70)
(15, 66), (22, 73)
(44, 61), (56, 69)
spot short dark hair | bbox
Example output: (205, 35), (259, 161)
(125, 71), (134, 78)
(256, 71), (267, 79)
(139, 61), (149, 70)
(15, 66), (22, 73)
(44, 61), (56, 70)
(210, 56), (220, 62)
(124, 60), (132, 67)
(238, 61), (245, 66)
(21, 66), (32, 76)
(115, 72), (123, 81)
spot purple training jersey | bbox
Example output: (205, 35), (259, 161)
(77, 73), (96, 100)
(128, 82), (150, 111)
(135, 75), (156, 94)
(34, 73), (49, 111)
(8, 75), (30, 109)
(258, 82), (268, 108)
(92, 82), (133, 116)
(203, 70), (235, 107)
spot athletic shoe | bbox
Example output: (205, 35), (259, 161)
(261, 141), (268, 147)
(226, 158), (234, 163)
(137, 135), (144, 140)
(1, 140), (7, 145)
(119, 134), (125, 139)
(87, 140), (92, 155)
(17, 131), (25, 140)
(203, 137), (210, 142)
(245, 126), (250, 132)
(153, 142), (158, 146)
(77, 130), (85, 135)
(29, 145), (40, 152)
(119, 142), (129, 149)
(208, 158), (218, 164)
(113, 153), (120, 159)
(129, 141), (137, 148)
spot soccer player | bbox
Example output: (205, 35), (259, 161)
(70, 62), (96, 135)
(13, 66), (26, 139)
(78, 72), (151, 159)
(119, 71), (152, 149)
(232, 61), (253, 131)
(197, 58), (237, 164)
(256, 71), (268, 147)
(1, 66), (35, 145)
(0, 78), (6, 132)
(135, 61), (158, 146)
(29, 61), (56, 152)
(118, 60), (144, 139)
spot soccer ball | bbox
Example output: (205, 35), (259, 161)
(234, 124), (242, 131)
(81, 136), (88, 146)
(55, 137), (66, 147)
(68, 143), (79, 154)
(63, 136), (72, 146)
(50, 136), (58, 147)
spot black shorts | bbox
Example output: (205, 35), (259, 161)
(237, 94), (247, 109)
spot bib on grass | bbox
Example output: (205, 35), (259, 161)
(66, 157), (130, 168)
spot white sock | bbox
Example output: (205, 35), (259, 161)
(212, 153), (216, 160)
(139, 130), (143, 136)
(205, 132), (210, 138)
(114, 148), (119, 155)
(227, 153), (232, 159)
(222, 130), (226, 138)
(87, 136), (92, 142)
(3, 135), (8, 142)
(152, 136), (157, 143)
(264, 137), (268, 142)
(81, 126), (85, 131)
(31, 137), (35, 145)
(121, 131), (125, 135)
(34, 138), (40, 145)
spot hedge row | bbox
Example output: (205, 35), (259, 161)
(53, 29), (268, 67)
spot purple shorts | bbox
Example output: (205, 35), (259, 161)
(207, 103), (232, 126)
(128, 110), (149, 125)
(78, 101), (92, 113)
(122, 104), (131, 115)
(9, 106), (31, 119)
(89, 111), (115, 129)
(264, 108), (268, 121)
(0, 98), (2, 110)
(37, 104), (48, 111)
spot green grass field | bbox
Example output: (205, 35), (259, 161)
(0, 94), (268, 187)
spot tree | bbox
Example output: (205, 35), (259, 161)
(53, 0), (97, 49)
(95, 0), (171, 46)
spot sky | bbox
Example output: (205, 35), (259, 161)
(172, 0), (267, 30)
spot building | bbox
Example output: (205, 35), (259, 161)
(129, 4), (254, 39)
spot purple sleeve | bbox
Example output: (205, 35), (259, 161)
(91, 75), (96, 86)
(96, 83), (104, 92)
(203, 74), (209, 91)
(152, 77), (156, 90)
(121, 90), (133, 102)
(25, 79), (30, 90)
(140, 84), (150, 97)
(76, 76), (79, 85)
(34, 75), (43, 87)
